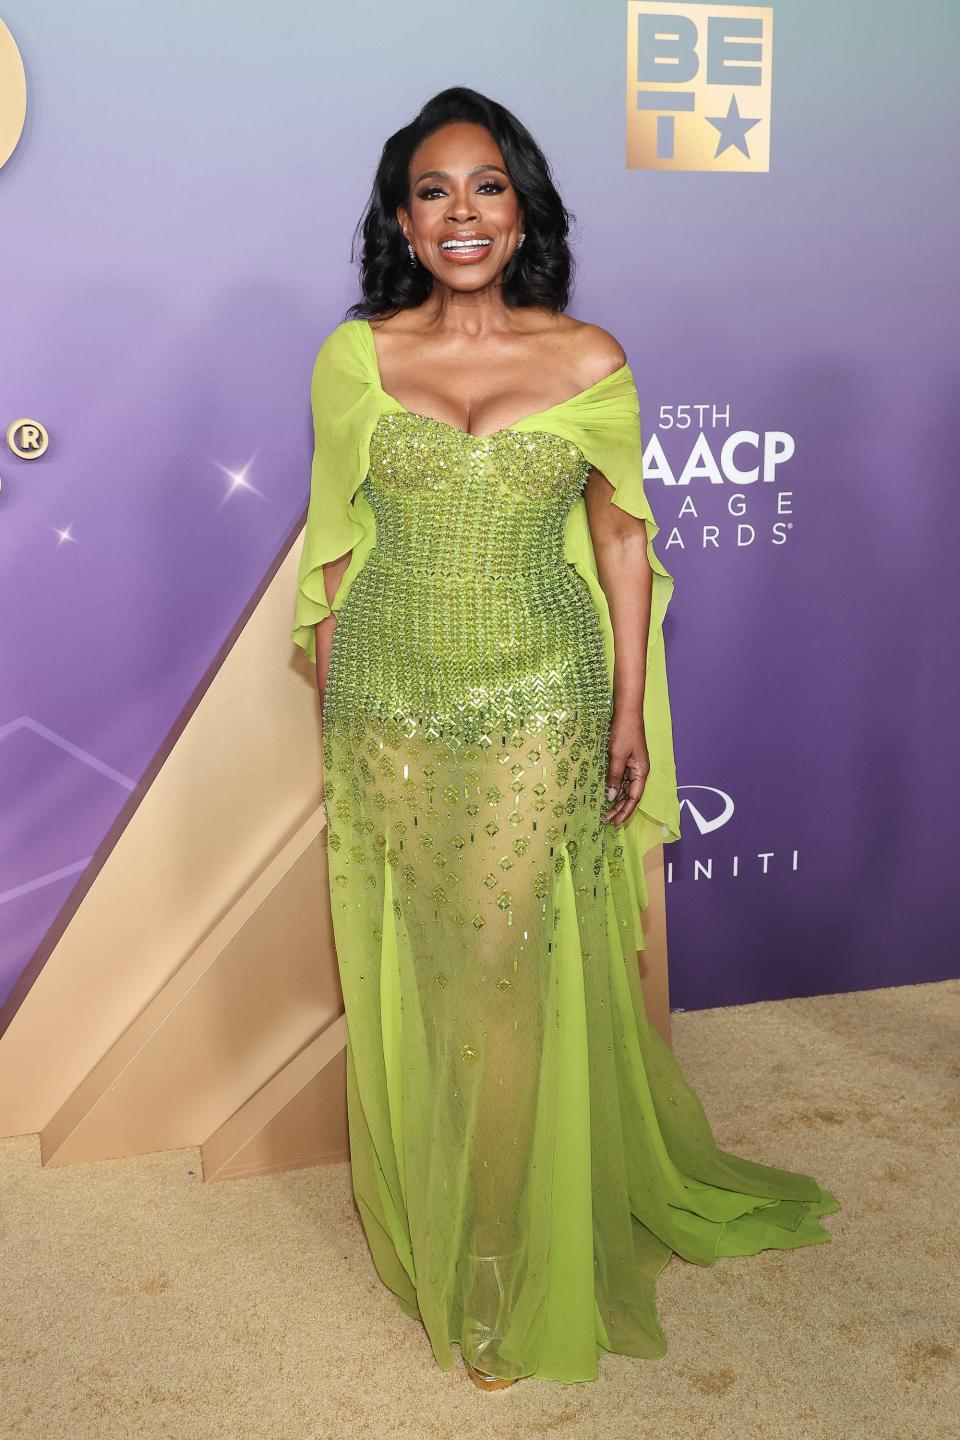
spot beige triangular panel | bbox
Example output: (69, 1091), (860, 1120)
(0, 538), (342, 1160)
(202, 1014), (349, 1182)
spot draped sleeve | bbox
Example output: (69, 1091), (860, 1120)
(513, 363), (681, 940)
(290, 321), (384, 664)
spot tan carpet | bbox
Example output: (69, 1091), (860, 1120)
(2, 979), (957, 1440)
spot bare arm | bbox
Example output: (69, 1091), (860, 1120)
(583, 467), (653, 826)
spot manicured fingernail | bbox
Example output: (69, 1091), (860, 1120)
(606, 786), (617, 800)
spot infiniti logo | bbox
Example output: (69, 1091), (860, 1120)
(677, 785), (735, 835)
(670, 786), (800, 882)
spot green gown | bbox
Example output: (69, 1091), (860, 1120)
(291, 317), (839, 1384)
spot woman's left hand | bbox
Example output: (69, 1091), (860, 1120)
(603, 710), (650, 826)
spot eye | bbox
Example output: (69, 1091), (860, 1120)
(415, 180), (508, 200)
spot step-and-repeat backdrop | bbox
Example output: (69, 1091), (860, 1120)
(1, 2), (956, 1012)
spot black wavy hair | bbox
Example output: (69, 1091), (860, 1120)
(344, 86), (576, 320)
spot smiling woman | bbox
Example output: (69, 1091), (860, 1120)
(292, 84), (839, 1392)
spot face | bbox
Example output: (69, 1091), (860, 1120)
(397, 121), (525, 287)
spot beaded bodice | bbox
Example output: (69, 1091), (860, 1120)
(363, 411), (590, 579)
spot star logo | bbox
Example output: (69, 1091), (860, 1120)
(705, 94), (762, 158)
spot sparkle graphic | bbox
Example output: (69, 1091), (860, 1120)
(705, 94), (761, 158)
(51, 523), (78, 546)
(213, 454), (262, 508)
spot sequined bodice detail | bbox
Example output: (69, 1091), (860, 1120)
(364, 412), (590, 579)
(326, 407), (611, 750)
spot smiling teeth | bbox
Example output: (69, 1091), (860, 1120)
(441, 239), (491, 249)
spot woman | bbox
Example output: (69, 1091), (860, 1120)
(291, 86), (839, 1390)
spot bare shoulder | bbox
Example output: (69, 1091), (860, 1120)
(543, 313), (627, 386)
(567, 318), (628, 385)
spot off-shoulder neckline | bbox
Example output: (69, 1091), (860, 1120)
(352, 317), (631, 441)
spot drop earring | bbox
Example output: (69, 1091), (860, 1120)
(515, 231), (526, 253)
(407, 242), (418, 267)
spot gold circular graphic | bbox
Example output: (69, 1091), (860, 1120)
(0, 19), (27, 169)
(6, 418), (48, 459)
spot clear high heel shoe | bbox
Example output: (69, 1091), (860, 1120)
(461, 1245), (523, 1390)
(463, 1357), (519, 1391)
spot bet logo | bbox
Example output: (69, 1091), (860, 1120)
(626, 2), (773, 172)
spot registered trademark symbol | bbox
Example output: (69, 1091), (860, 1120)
(6, 418), (49, 459)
